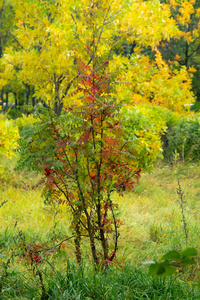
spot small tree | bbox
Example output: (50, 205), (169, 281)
(18, 60), (142, 268)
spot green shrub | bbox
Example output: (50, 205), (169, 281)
(136, 104), (180, 129)
(164, 117), (200, 162)
(14, 113), (39, 134)
(0, 115), (19, 158)
(121, 105), (165, 170)
(191, 101), (200, 112)
(121, 104), (182, 168)
(6, 107), (23, 119)
(0, 115), (19, 183)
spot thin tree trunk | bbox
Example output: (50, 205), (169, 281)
(25, 84), (30, 115)
(0, 88), (3, 110)
(185, 42), (189, 68)
(14, 92), (17, 107)
(53, 73), (63, 116)
(32, 95), (36, 107)
(26, 84), (30, 106)
(74, 216), (82, 265)
(5, 91), (8, 110)
(0, 36), (2, 58)
(97, 202), (108, 263)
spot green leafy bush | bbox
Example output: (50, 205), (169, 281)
(0, 115), (19, 158)
(0, 114), (19, 182)
(164, 117), (200, 162)
(6, 107), (23, 119)
(143, 248), (200, 290)
(121, 105), (182, 169)
(136, 104), (180, 129)
(14, 113), (39, 134)
(121, 105), (166, 170)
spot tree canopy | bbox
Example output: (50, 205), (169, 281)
(0, 0), (198, 114)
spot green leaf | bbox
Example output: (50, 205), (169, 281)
(157, 266), (166, 275)
(148, 263), (176, 277)
(148, 263), (159, 276)
(0, 254), (5, 259)
(181, 259), (196, 265)
(161, 250), (181, 260)
(181, 248), (197, 257)
(160, 266), (176, 276)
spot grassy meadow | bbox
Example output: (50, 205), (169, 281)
(0, 156), (200, 299)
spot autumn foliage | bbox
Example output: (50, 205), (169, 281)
(0, 0), (196, 114)
(13, 0), (197, 269)
(18, 57), (143, 268)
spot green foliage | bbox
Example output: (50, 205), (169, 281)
(140, 105), (180, 129)
(0, 114), (19, 158)
(44, 262), (200, 300)
(14, 113), (39, 133)
(0, 113), (40, 186)
(6, 107), (23, 119)
(164, 116), (200, 162)
(121, 104), (183, 167)
(17, 105), (168, 174)
(142, 248), (200, 289)
(191, 101), (200, 112)
(121, 105), (165, 170)
(142, 180), (200, 289)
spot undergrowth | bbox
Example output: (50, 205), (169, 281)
(0, 156), (200, 298)
(1, 261), (200, 299)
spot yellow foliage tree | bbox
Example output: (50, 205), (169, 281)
(158, 0), (200, 101)
(0, 115), (19, 158)
(0, 0), (195, 114)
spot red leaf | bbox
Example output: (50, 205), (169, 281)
(86, 45), (92, 52)
(91, 175), (96, 181)
(44, 168), (52, 177)
(32, 255), (42, 263)
(91, 86), (100, 94)
(78, 129), (91, 144)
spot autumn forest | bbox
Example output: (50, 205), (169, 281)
(0, 0), (200, 299)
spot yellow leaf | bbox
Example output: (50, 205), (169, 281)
(188, 66), (196, 73)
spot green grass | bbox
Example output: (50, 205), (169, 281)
(108, 162), (200, 273)
(0, 156), (200, 299)
(2, 262), (200, 300)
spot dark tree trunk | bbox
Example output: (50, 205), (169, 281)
(0, 88), (3, 110)
(32, 95), (36, 107)
(24, 84), (31, 115)
(14, 92), (17, 107)
(185, 42), (189, 68)
(5, 91), (8, 110)
(26, 84), (30, 106)
(0, 36), (2, 58)
(53, 101), (63, 116)
(53, 73), (63, 116)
